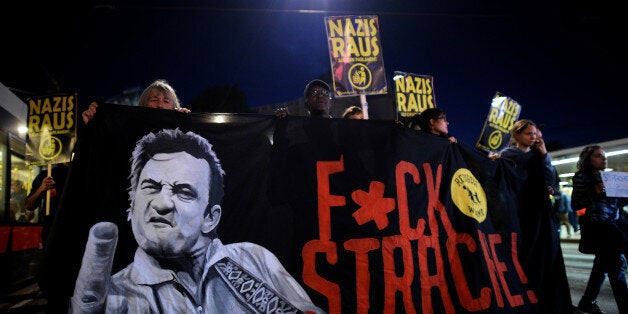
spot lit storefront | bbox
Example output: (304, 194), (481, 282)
(0, 83), (45, 292)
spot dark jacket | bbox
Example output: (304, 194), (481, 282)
(571, 170), (628, 253)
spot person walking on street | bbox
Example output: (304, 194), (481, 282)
(572, 145), (628, 314)
(554, 186), (574, 237)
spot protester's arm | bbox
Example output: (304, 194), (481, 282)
(69, 222), (118, 314)
(571, 173), (593, 212)
(25, 176), (55, 211)
(81, 102), (99, 125)
(532, 136), (548, 155)
(174, 107), (191, 113)
(546, 166), (560, 196)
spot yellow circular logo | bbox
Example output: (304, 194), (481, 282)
(38, 136), (63, 160)
(488, 130), (503, 150)
(348, 63), (372, 90)
(451, 169), (487, 222)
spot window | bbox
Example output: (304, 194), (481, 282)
(1, 130), (43, 224)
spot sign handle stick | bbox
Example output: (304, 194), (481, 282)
(360, 94), (369, 120)
(46, 163), (51, 216)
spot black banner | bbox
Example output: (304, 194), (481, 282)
(42, 104), (570, 313)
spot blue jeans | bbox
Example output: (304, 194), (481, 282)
(568, 210), (579, 232)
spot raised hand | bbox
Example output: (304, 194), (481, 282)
(70, 222), (119, 314)
(81, 102), (99, 125)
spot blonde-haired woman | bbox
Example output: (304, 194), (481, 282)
(81, 79), (190, 124)
(499, 119), (574, 312)
(499, 119), (557, 194)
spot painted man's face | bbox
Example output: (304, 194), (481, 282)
(131, 152), (212, 258)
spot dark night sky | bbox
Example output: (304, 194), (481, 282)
(2, 1), (627, 149)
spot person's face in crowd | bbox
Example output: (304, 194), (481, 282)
(11, 181), (22, 193)
(514, 124), (538, 149)
(431, 114), (449, 135)
(131, 152), (215, 258)
(347, 112), (364, 119)
(145, 88), (176, 110)
(306, 85), (331, 114)
(589, 148), (607, 171)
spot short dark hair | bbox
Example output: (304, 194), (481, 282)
(303, 79), (331, 99)
(415, 108), (445, 131)
(127, 128), (225, 219)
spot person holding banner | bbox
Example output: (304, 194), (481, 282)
(81, 79), (190, 124)
(500, 119), (556, 193)
(25, 163), (70, 245)
(571, 145), (628, 314)
(70, 128), (323, 313)
(342, 105), (364, 119)
(498, 119), (574, 313)
(303, 79), (333, 118)
(412, 108), (457, 143)
(273, 79), (334, 119)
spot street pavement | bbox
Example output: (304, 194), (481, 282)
(0, 230), (623, 313)
(0, 283), (45, 313)
(561, 229), (623, 314)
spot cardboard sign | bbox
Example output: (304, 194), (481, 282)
(393, 71), (436, 126)
(601, 171), (628, 197)
(475, 92), (522, 154)
(25, 94), (77, 165)
(325, 15), (387, 97)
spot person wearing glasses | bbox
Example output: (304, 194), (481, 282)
(412, 107), (457, 143)
(274, 79), (333, 118)
(303, 79), (333, 118)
